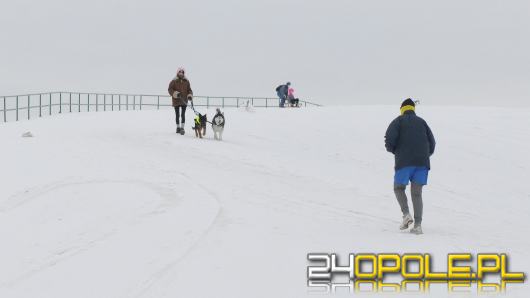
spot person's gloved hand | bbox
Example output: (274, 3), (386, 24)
(173, 91), (180, 98)
(187, 94), (193, 101)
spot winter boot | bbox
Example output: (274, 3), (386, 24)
(400, 213), (413, 230)
(410, 224), (423, 235)
(180, 124), (185, 135)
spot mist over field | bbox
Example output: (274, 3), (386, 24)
(1, 0), (529, 105)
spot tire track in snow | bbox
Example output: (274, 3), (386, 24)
(0, 179), (182, 289)
(129, 173), (224, 298)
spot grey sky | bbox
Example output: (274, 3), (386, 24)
(1, 0), (529, 106)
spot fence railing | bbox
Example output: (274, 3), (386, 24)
(0, 91), (321, 123)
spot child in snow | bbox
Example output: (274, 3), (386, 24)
(288, 87), (299, 107)
(384, 98), (436, 235)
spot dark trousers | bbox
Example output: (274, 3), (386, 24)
(174, 106), (187, 125)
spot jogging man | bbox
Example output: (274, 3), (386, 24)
(384, 98), (436, 234)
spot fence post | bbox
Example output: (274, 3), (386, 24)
(39, 94), (42, 117)
(78, 93), (81, 112)
(104, 94), (106, 111)
(16, 96), (19, 121)
(119, 95), (121, 111)
(140, 95), (143, 110)
(49, 93), (52, 115)
(222, 97), (225, 108)
(251, 97), (254, 107)
(69, 92), (72, 113)
(157, 96), (160, 110)
(126, 95), (128, 110)
(95, 94), (98, 112)
(59, 93), (62, 113)
(265, 98), (268, 108)
(87, 94), (90, 112)
(207, 97), (210, 109)
(27, 95), (30, 120)
(3, 97), (6, 122)
(133, 95), (136, 110)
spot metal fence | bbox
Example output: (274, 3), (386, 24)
(0, 91), (321, 123)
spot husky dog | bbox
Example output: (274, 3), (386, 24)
(192, 113), (207, 138)
(212, 108), (225, 141)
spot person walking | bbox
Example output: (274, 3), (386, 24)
(168, 67), (193, 135)
(384, 98), (436, 234)
(275, 82), (290, 108)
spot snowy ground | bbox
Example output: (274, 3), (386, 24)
(0, 105), (529, 297)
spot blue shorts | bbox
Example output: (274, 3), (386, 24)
(394, 166), (429, 186)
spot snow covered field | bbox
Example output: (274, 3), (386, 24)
(0, 105), (529, 297)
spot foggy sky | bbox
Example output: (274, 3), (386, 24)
(1, 0), (529, 106)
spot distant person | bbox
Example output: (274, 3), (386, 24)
(288, 87), (299, 107)
(168, 67), (193, 135)
(384, 98), (436, 235)
(275, 82), (290, 108)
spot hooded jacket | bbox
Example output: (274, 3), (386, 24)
(277, 85), (289, 98)
(168, 76), (193, 107)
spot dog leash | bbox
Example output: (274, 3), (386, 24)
(189, 99), (199, 115)
(190, 100), (213, 124)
